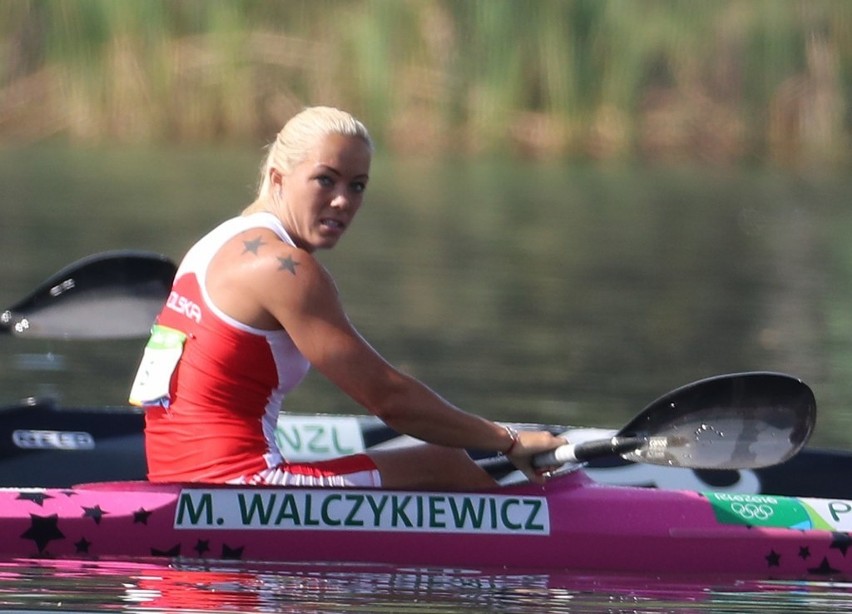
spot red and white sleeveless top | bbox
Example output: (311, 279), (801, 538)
(135, 213), (311, 482)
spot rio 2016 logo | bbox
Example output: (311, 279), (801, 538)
(730, 502), (774, 521)
(707, 492), (814, 530)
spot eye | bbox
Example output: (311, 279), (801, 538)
(316, 175), (335, 188)
(351, 181), (367, 194)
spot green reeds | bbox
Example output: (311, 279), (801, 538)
(0, 0), (849, 166)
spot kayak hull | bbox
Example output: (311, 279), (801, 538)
(4, 473), (851, 579)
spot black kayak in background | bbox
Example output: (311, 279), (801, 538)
(1, 396), (849, 499)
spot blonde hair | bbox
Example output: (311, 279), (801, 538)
(256, 106), (373, 198)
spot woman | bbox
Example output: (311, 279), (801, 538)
(130, 106), (565, 489)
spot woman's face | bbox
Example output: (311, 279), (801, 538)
(277, 133), (371, 252)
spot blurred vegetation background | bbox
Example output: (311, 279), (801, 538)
(1, 0), (849, 168)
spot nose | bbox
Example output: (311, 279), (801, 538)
(330, 190), (351, 210)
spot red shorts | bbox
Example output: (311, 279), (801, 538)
(235, 454), (381, 487)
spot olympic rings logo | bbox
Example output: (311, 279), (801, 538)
(730, 502), (774, 521)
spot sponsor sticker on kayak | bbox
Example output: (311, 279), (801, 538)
(706, 492), (852, 531)
(175, 489), (550, 535)
(12, 429), (95, 450)
(275, 416), (366, 461)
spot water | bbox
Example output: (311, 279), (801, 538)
(0, 559), (851, 613)
(2, 146), (852, 609)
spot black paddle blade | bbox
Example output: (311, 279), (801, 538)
(1, 250), (176, 339)
(618, 372), (816, 469)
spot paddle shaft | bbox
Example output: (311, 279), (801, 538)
(533, 436), (643, 468)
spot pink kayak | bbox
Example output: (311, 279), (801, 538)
(3, 471), (850, 579)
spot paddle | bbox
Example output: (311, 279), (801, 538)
(526, 371), (816, 472)
(1, 250), (176, 339)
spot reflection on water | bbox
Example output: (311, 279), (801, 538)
(0, 559), (851, 613)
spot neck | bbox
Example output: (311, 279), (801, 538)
(241, 197), (274, 216)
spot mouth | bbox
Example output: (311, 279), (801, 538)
(320, 217), (346, 232)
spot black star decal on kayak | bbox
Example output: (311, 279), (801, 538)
(765, 550), (781, 567)
(75, 537), (92, 554)
(21, 513), (64, 553)
(151, 544), (181, 557)
(194, 540), (210, 556)
(17, 492), (53, 507)
(799, 546), (811, 560)
(830, 532), (852, 556)
(222, 544), (244, 559)
(243, 236), (265, 254)
(277, 255), (299, 275)
(808, 556), (841, 576)
(82, 505), (107, 525)
(133, 508), (153, 524)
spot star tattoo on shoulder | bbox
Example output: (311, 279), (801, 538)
(242, 236), (266, 255)
(278, 255), (300, 275)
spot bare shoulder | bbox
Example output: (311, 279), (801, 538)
(207, 228), (337, 329)
(215, 227), (326, 278)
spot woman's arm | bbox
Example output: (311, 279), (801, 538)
(249, 243), (560, 458)
(208, 235), (564, 476)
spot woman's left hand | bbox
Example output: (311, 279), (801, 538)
(506, 431), (566, 484)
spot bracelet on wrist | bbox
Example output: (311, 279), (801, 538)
(502, 424), (519, 455)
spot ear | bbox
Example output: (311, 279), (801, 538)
(268, 167), (285, 191)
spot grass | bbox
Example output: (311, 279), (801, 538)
(0, 0), (849, 167)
